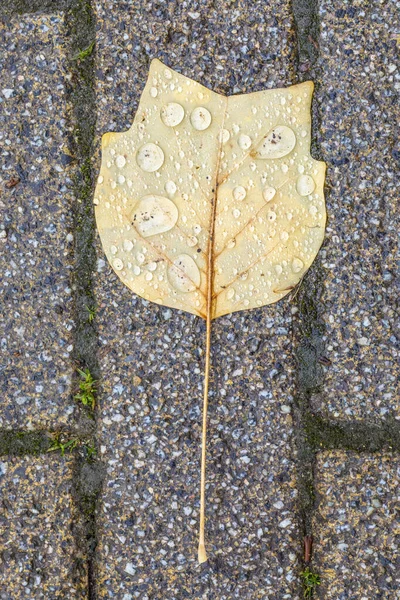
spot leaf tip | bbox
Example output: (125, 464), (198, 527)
(198, 543), (208, 564)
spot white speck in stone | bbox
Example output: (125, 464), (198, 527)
(124, 563), (136, 576)
(281, 405), (291, 413)
(279, 518), (292, 528)
(240, 455), (250, 464)
(184, 506), (192, 516)
(2, 88), (13, 99)
(358, 337), (370, 346)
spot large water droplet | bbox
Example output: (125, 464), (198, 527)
(190, 107), (212, 131)
(233, 186), (246, 201)
(131, 195), (178, 238)
(292, 257), (304, 273)
(136, 143), (164, 172)
(161, 103), (185, 127)
(168, 254), (201, 293)
(255, 125), (296, 159)
(263, 186), (276, 202)
(296, 174), (315, 196)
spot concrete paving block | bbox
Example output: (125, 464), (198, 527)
(313, 451), (400, 598)
(0, 15), (78, 429)
(94, 1), (301, 597)
(0, 455), (87, 599)
(311, 0), (400, 420)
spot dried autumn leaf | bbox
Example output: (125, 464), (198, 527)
(95, 58), (326, 563)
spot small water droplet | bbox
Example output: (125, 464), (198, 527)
(113, 258), (123, 271)
(145, 272), (153, 281)
(148, 262), (157, 271)
(164, 68), (172, 79)
(136, 252), (145, 264)
(193, 224), (202, 235)
(116, 155), (126, 169)
(227, 288), (235, 300)
(220, 129), (230, 144)
(263, 186), (276, 202)
(110, 245), (118, 255)
(133, 265), (141, 275)
(187, 235), (198, 247)
(292, 258), (304, 273)
(232, 208), (241, 219)
(190, 107), (212, 131)
(280, 231), (289, 242)
(165, 180), (177, 196)
(256, 125), (296, 159)
(136, 143), (164, 172)
(168, 254), (201, 293)
(238, 134), (252, 150)
(281, 164), (289, 174)
(98, 175), (104, 184)
(233, 186), (246, 201)
(161, 102), (185, 127)
(131, 195), (178, 238)
(123, 240), (133, 252)
(150, 86), (158, 98)
(227, 239), (236, 249)
(267, 211), (277, 222)
(296, 174), (316, 196)
(275, 264), (283, 275)
(117, 174), (125, 184)
(243, 298), (250, 306)
(309, 205), (318, 216)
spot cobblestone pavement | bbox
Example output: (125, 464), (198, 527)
(0, 0), (399, 599)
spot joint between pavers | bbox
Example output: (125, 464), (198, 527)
(0, 0), (73, 18)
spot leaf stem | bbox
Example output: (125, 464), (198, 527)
(198, 310), (212, 564)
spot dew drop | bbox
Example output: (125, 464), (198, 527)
(233, 186), (246, 201)
(123, 240), (133, 252)
(238, 134), (252, 150)
(148, 262), (157, 271)
(227, 288), (235, 300)
(116, 155), (126, 169)
(187, 235), (198, 247)
(117, 174), (125, 184)
(193, 224), (202, 235)
(98, 175), (104, 184)
(275, 264), (283, 275)
(280, 231), (289, 242)
(292, 258), (304, 273)
(131, 195), (178, 238)
(168, 254), (201, 293)
(267, 211), (277, 222)
(150, 86), (158, 98)
(263, 186), (276, 202)
(220, 129), (230, 144)
(227, 239), (236, 249)
(145, 272), (153, 281)
(164, 69), (172, 79)
(113, 258), (123, 271)
(133, 265), (141, 275)
(232, 208), (241, 219)
(256, 125), (296, 159)
(110, 245), (118, 255)
(136, 252), (145, 264)
(296, 174), (316, 196)
(243, 299), (250, 306)
(161, 102), (185, 127)
(136, 143), (164, 172)
(190, 107), (212, 131)
(165, 180), (177, 196)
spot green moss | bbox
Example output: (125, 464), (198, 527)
(73, 40), (95, 61)
(0, 431), (51, 456)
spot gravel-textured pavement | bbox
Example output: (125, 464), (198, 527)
(0, 0), (399, 598)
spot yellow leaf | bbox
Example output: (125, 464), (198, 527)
(95, 58), (326, 563)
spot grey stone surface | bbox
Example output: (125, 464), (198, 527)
(309, 0), (400, 420)
(94, 1), (301, 597)
(0, 455), (87, 599)
(0, 15), (78, 429)
(313, 451), (400, 599)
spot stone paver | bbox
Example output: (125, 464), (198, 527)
(94, 1), (301, 597)
(0, 455), (87, 599)
(310, 0), (400, 420)
(313, 451), (400, 599)
(0, 15), (77, 429)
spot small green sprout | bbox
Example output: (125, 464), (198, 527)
(84, 443), (97, 459)
(48, 434), (78, 457)
(86, 305), (96, 323)
(73, 40), (95, 61)
(301, 567), (321, 598)
(75, 368), (96, 410)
